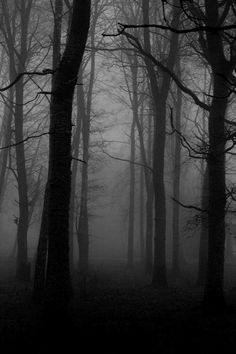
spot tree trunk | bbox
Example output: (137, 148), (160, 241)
(10, 1), (33, 282)
(203, 74), (228, 310)
(45, 0), (90, 314)
(33, 0), (63, 302)
(127, 119), (135, 269)
(77, 84), (89, 278)
(33, 184), (49, 303)
(0, 84), (14, 210)
(172, 84), (182, 278)
(203, 0), (230, 311)
(197, 167), (208, 286)
(145, 182), (153, 274)
(69, 82), (82, 271)
(77, 22), (96, 277)
(142, 0), (180, 287)
(152, 102), (167, 286)
(145, 112), (153, 275)
(139, 167), (145, 264)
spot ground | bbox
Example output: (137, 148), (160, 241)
(1, 260), (236, 353)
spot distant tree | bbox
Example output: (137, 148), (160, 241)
(0, 0), (35, 281)
(142, 0), (181, 287)
(171, 82), (182, 278)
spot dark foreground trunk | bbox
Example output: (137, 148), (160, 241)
(44, 0), (90, 317)
(203, 74), (228, 311)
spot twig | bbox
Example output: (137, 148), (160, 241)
(0, 132), (49, 150)
(172, 197), (207, 213)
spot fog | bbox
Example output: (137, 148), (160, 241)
(0, 1), (236, 353)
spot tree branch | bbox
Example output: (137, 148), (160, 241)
(0, 69), (56, 92)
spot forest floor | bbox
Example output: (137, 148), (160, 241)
(1, 259), (236, 353)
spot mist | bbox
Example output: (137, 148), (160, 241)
(0, 1), (236, 353)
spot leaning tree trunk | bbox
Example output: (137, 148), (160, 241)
(33, 0), (63, 302)
(44, 0), (90, 315)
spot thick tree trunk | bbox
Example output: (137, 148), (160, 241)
(33, 0), (63, 302)
(45, 0), (90, 314)
(202, 0), (230, 312)
(203, 74), (228, 310)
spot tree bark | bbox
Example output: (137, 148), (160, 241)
(14, 2), (32, 282)
(69, 81), (82, 271)
(202, 0), (230, 311)
(141, 0), (180, 287)
(139, 165), (145, 264)
(0, 83), (14, 210)
(197, 167), (208, 286)
(172, 84), (182, 278)
(45, 0), (90, 314)
(33, 0), (63, 302)
(77, 15), (96, 277)
(203, 74), (228, 310)
(77, 85), (89, 276)
(127, 119), (135, 268)
(33, 183), (49, 303)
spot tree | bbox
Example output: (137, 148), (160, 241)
(0, 0), (36, 281)
(172, 83), (182, 278)
(201, 1), (232, 310)
(43, 0), (91, 315)
(142, 0), (181, 287)
(33, 0), (63, 302)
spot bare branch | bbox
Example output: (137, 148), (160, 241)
(0, 69), (56, 92)
(0, 132), (49, 150)
(102, 149), (153, 172)
(172, 197), (207, 213)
